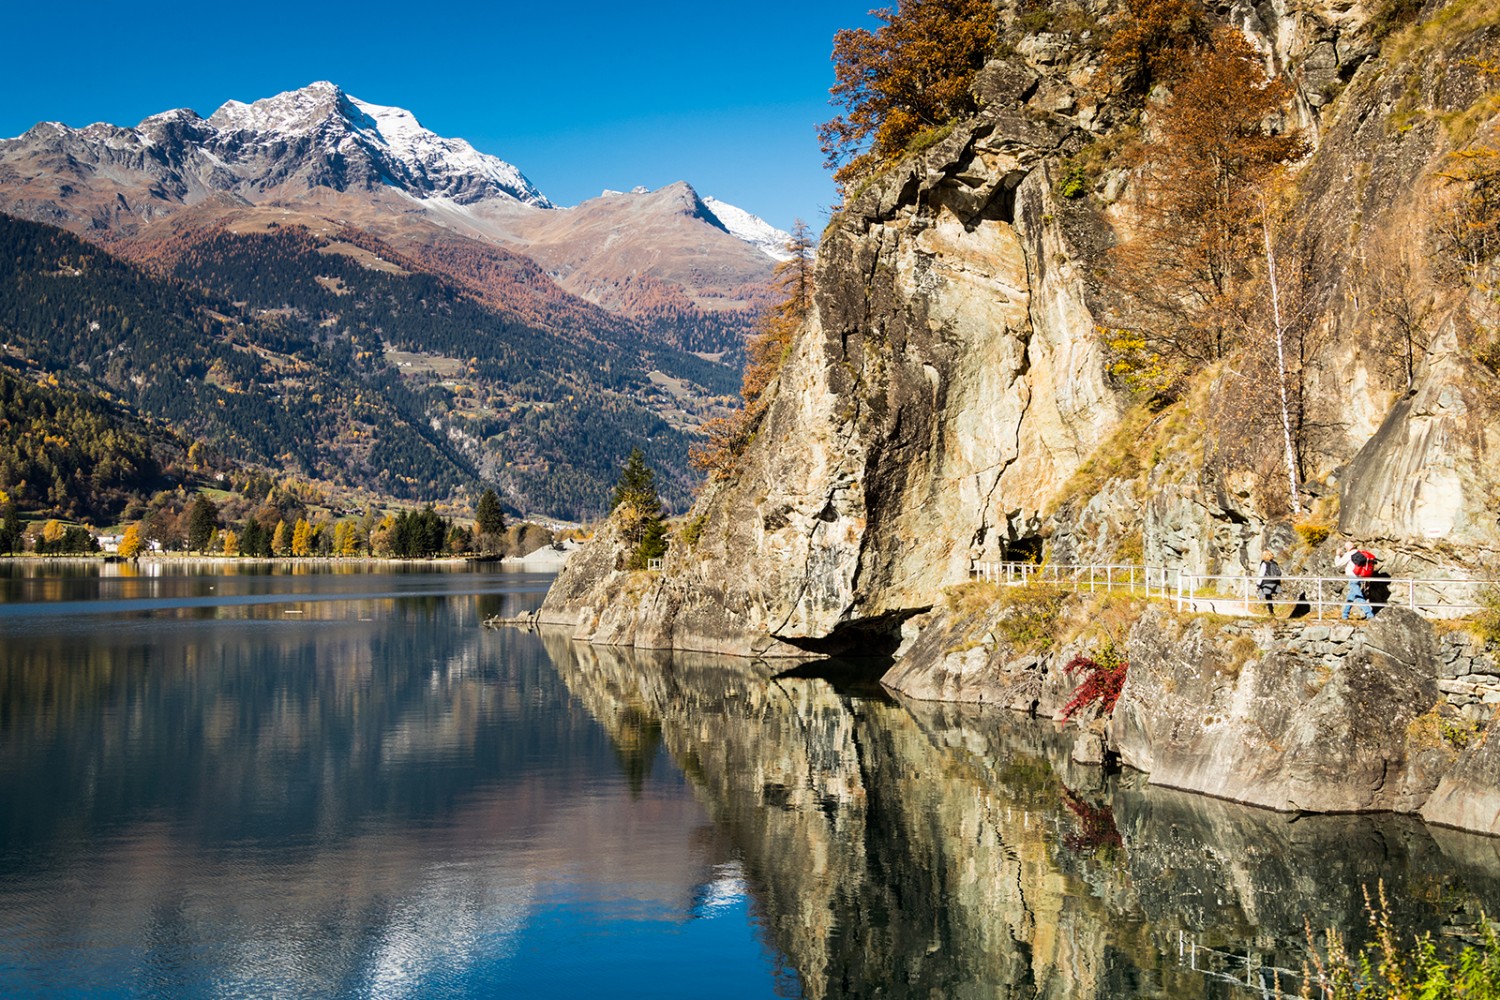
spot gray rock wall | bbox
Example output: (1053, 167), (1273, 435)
(885, 594), (1500, 833)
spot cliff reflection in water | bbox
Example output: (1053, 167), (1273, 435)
(543, 633), (1500, 1000)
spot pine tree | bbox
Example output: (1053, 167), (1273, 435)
(611, 448), (662, 518)
(692, 220), (816, 478)
(611, 448), (667, 569)
(0, 501), (21, 555)
(1105, 28), (1306, 393)
(476, 487), (505, 536)
(186, 494), (219, 552)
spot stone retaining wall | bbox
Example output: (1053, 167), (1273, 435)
(1280, 621), (1497, 720)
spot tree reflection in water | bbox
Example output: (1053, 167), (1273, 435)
(543, 633), (1500, 1000)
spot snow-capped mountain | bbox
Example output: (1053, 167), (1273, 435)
(0, 81), (551, 222)
(203, 82), (553, 207)
(0, 82), (783, 349)
(0, 81), (792, 265)
(703, 197), (795, 262)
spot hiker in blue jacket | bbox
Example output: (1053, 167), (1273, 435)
(1335, 541), (1375, 620)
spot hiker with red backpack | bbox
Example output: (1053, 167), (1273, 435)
(1336, 541), (1378, 619)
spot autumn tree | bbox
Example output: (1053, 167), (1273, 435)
(819, 0), (997, 184)
(291, 518), (312, 557)
(1105, 28), (1306, 394)
(118, 522), (144, 560)
(332, 521), (360, 556)
(221, 529), (239, 557)
(1437, 143), (1500, 281)
(272, 519), (290, 557)
(370, 514), (397, 557)
(692, 221), (817, 478)
(1102, 0), (1212, 93)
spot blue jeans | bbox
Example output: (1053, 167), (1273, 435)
(1342, 579), (1373, 619)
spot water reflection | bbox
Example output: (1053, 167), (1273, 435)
(5, 564), (1498, 999)
(544, 636), (1500, 1000)
(0, 570), (785, 998)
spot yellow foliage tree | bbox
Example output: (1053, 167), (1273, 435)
(272, 520), (289, 557)
(291, 518), (312, 557)
(370, 514), (397, 557)
(1105, 28), (1306, 390)
(118, 523), (144, 560)
(221, 530), (239, 557)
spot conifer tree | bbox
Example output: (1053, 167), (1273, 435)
(1105, 28), (1306, 393)
(186, 495), (219, 553)
(291, 518), (312, 557)
(692, 220), (817, 478)
(0, 497), (21, 555)
(611, 448), (667, 569)
(476, 488), (505, 537)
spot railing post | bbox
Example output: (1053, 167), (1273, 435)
(1409, 579), (1416, 610)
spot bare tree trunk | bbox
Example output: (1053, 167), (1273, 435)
(1263, 214), (1303, 515)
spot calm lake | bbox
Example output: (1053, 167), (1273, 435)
(1, 563), (1497, 999)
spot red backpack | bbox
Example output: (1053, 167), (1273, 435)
(1351, 550), (1377, 577)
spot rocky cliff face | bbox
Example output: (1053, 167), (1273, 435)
(547, 0), (1500, 653)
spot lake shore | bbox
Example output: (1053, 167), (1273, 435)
(0, 544), (576, 571)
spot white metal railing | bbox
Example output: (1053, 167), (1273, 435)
(647, 557), (664, 572)
(972, 562), (1185, 600)
(971, 561), (1495, 619)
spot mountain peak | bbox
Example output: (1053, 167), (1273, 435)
(702, 197), (795, 262)
(207, 81), (349, 135)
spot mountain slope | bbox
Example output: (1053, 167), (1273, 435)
(0, 212), (706, 517)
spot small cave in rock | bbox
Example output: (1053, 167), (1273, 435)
(1004, 534), (1045, 564)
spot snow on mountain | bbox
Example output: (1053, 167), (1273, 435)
(200, 82), (553, 208)
(702, 197), (794, 261)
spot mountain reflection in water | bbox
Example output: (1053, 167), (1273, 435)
(544, 634), (1500, 1000)
(1, 565), (1496, 999)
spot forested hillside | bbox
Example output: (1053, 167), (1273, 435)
(0, 213), (708, 518)
(0, 364), (174, 520)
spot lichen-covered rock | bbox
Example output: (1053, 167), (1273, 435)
(1111, 608), (1442, 813)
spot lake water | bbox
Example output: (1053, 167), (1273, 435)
(1, 563), (1497, 999)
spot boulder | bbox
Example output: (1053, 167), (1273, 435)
(1111, 608), (1441, 814)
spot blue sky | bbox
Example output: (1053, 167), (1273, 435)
(1, 2), (876, 232)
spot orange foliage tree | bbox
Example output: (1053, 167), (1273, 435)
(818, 0), (997, 185)
(1102, 0), (1213, 93)
(1105, 28), (1307, 392)
(691, 222), (817, 479)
